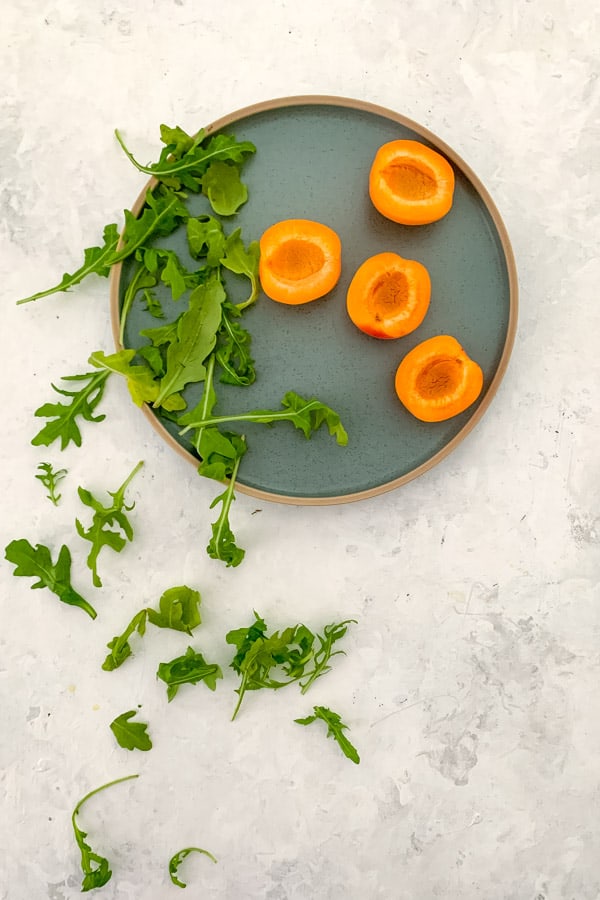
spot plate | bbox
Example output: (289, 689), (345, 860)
(110, 96), (518, 505)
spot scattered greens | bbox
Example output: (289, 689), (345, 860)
(109, 710), (152, 751)
(168, 846), (217, 889)
(102, 585), (202, 671)
(31, 369), (110, 450)
(71, 774), (138, 891)
(295, 706), (360, 765)
(35, 461), (67, 505)
(75, 460), (143, 587)
(157, 646), (223, 701)
(226, 612), (356, 720)
(4, 539), (96, 619)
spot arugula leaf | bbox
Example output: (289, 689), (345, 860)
(117, 259), (158, 345)
(17, 224), (120, 305)
(157, 646), (223, 701)
(89, 349), (186, 411)
(179, 390), (348, 446)
(153, 275), (225, 408)
(102, 586), (202, 670)
(109, 710), (152, 751)
(35, 462), (67, 505)
(71, 774), (138, 892)
(169, 846), (217, 889)
(4, 539), (96, 619)
(108, 185), (189, 266)
(31, 370), (110, 450)
(205, 435), (247, 567)
(75, 461), (143, 587)
(215, 302), (256, 386)
(102, 609), (147, 671)
(187, 215), (226, 266)
(115, 126), (256, 196)
(220, 228), (260, 310)
(201, 160), (248, 215)
(295, 706), (360, 764)
(226, 613), (356, 720)
(146, 585), (202, 634)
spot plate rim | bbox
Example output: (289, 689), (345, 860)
(109, 94), (518, 507)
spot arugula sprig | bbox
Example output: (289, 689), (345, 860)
(35, 461), (67, 505)
(71, 774), (139, 892)
(157, 646), (223, 701)
(226, 612), (356, 720)
(31, 369), (110, 450)
(109, 710), (152, 752)
(295, 706), (360, 765)
(5, 539), (96, 619)
(169, 846), (217, 889)
(102, 585), (202, 671)
(76, 461), (143, 587)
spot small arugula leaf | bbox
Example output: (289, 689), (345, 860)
(169, 846), (217, 888)
(220, 228), (260, 309)
(215, 302), (256, 386)
(31, 370), (110, 450)
(299, 619), (357, 694)
(75, 461), (143, 588)
(187, 215), (226, 266)
(201, 160), (248, 215)
(5, 539), (96, 619)
(89, 349), (186, 411)
(205, 436), (246, 568)
(102, 609), (148, 671)
(153, 275), (225, 408)
(71, 774), (139, 892)
(142, 289), (165, 319)
(295, 706), (360, 764)
(35, 462), (67, 505)
(146, 585), (202, 634)
(17, 223), (120, 305)
(156, 646), (223, 701)
(179, 390), (348, 447)
(109, 710), (152, 751)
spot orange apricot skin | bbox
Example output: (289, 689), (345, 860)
(258, 218), (342, 305)
(369, 140), (455, 226)
(346, 252), (431, 340)
(394, 335), (483, 422)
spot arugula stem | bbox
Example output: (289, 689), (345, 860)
(114, 129), (235, 178)
(231, 670), (249, 721)
(179, 400), (324, 434)
(119, 263), (151, 345)
(72, 773), (139, 831)
(189, 355), (216, 456)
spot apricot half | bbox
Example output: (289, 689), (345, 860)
(395, 335), (483, 422)
(369, 140), (455, 226)
(258, 219), (342, 304)
(346, 252), (431, 339)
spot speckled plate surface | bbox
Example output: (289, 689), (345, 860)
(110, 96), (518, 505)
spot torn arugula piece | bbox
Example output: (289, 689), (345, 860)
(102, 585), (202, 671)
(157, 646), (223, 701)
(109, 710), (152, 752)
(295, 706), (360, 765)
(75, 460), (143, 587)
(35, 462), (67, 505)
(169, 846), (217, 889)
(17, 223), (120, 305)
(71, 774), (139, 892)
(31, 369), (110, 450)
(226, 612), (356, 720)
(4, 539), (96, 619)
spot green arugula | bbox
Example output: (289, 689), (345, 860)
(220, 228), (260, 309)
(168, 846), (217, 889)
(35, 461), (67, 505)
(89, 349), (186, 411)
(75, 461), (143, 587)
(226, 612), (355, 720)
(102, 585), (202, 671)
(71, 774), (139, 892)
(17, 224), (120, 305)
(109, 710), (152, 751)
(157, 646), (223, 701)
(295, 706), (360, 765)
(115, 124), (255, 200)
(31, 369), (110, 450)
(205, 436), (246, 567)
(4, 539), (96, 619)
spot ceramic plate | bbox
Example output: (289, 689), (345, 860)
(110, 96), (518, 505)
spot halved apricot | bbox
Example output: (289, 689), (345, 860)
(346, 252), (431, 340)
(369, 140), (455, 226)
(395, 335), (483, 422)
(258, 219), (342, 305)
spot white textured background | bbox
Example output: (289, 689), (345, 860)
(2, 1), (599, 898)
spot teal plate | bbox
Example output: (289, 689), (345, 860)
(110, 96), (518, 505)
